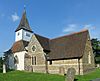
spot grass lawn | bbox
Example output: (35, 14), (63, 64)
(76, 68), (100, 81)
(0, 68), (100, 81)
(0, 71), (64, 81)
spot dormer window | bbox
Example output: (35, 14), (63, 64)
(26, 33), (30, 37)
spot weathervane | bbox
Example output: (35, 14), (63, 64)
(23, 0), (29, 11)
(24, 5), (26, 10)
(23, 0), (27, 13)
(24, 5), (26, 13)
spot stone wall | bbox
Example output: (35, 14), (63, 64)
(47, 59), (83, 75)
(27, 35), (46, 72)
(32, 65), (46, 73)
(30, 58), (82, 74)
(82, 34), (95, 74)
(24, 53), (31, 71)
(27, 34), (84, 75)
(25, 34), (95, 75)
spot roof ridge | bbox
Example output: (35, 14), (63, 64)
(34, 33), (49, 40)
(34, 33), (50, 51)
(51, 29), (88, 40)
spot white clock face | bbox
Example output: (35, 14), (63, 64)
(32, 46), (36, 51)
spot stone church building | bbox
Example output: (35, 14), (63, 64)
(4, 9), (95, 75)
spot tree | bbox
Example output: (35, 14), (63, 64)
(91, 38), (100, 64)
(0, 57), (3, 72)
(91, 38), (100, 56)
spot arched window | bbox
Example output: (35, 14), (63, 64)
(14, 55), (19, 64)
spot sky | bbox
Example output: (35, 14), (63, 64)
(0, 0), (100, 56)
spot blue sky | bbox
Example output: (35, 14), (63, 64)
(0, 0), (100, 56)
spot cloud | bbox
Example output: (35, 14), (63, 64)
(83, 24), (100, 39)
(62, 24), (96, 34)
(60, 23), (99, 39)
(11, 12), (19, 22)
(63, 24), (78, 33)
(83, 24), (96, 30)
(59, 24), (79, 36)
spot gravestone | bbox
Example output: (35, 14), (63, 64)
(65, 68), (76, 81)
(90, 78), (100, 81)
(3, 63), (6, 73)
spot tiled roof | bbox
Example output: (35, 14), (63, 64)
(15, 10), (33, 33)
(34, 33), (50, 51)
(48, 30), (89, 60)
(6, 30), (89, 60)
(11, 40), (29, 53)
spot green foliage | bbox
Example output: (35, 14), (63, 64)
(0, 57), (3, 73)
(91, 38), (100, 51)
(95, 57), (100, 64)
(91, 38), (100, 63)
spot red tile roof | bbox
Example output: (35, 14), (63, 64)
(11, 40), (29, 53)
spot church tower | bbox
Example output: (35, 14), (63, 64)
(15, 9), (33, 42)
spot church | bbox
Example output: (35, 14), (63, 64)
(4, 9), (95, 75)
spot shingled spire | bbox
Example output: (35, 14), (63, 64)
(15, 8), (33, 33)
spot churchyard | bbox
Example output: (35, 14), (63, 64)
(0, 68), (100, 81)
